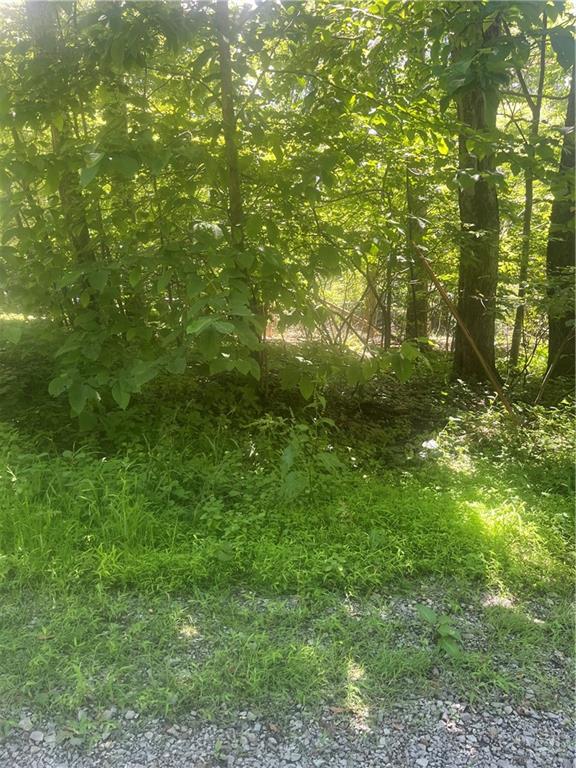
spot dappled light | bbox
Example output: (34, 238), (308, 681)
(0, 1), (573, 764)
(179, 622), (201, 640)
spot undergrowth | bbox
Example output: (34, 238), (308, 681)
(0, 395), (572, 594)
(0, 332), (573, 721)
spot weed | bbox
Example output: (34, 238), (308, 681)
(417, 605), (463, 658)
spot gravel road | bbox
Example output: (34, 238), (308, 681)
(1, 698), (573, 768)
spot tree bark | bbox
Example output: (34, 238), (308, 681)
(215, 0), (265, 378)
(453, 19), (501, 381)
(545, 67), (575, 380)
(509, 14), (547, 368)
(404, 33), (428, 343)
(383, 253), (394, 350)
(215, 0), (245, 252)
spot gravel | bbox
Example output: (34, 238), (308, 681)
(1, 587), (573, 767)
(1, 699), (573, 768)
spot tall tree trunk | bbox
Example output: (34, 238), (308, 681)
(364, 268), (379, 341)
(26, 1), (94, 267)
(215, 0), (245, 252)
(405, 166), (428, 342)
(404, 33), (428, 343)
(382, 252), (395, 351)
(509, 14), (547, 368)
(453, 19), (501, 381)
(546, 67), (575, 380)
(215, 0), (264, 377)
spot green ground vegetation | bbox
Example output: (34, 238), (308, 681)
(0, 325), (573, 728)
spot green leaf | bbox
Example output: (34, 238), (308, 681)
(317, 452), (343, 473)
(52, 112), (65, 132)
(400, 340), (420, 361)
(186, 317), (214, 335)
(156, 269), (173, 294)
(111, 380), (130, 410)
(166, 355), (187, 374)
(148, 150), (171, 176)
(550, 27), (574, 70)
(131, 360), (157, 388)
(237, 250), (256, 270)
(438, 638), (461, 657)
(57, 270), (83, 289)
(0, 86), (9, 119)
(318, 243), (340, 272)
(88, 269), (109, 292)
(265, 220), (279, 243)
(236, 323), (260, 350)
(80, 162), (101, 188)
(298, 377), (315, 400)
(281, 443), (296, 475)
(279, 365), (300, 389)
(68, 381), (88, 415)
(109, 154), (140, 178)
(246, 356), (260, 380)
(391, 352), (413, 383)
(196, 327), (220, 358)
(213, 320), (235, 335)
(437, 136), (450, 156)
(438, 623), (462, 640)
(417, 604), (438, 624)
(45, 165), (60, 194)
(2, 324), (22, 344)
(48, 374), (68, 397)
(346, 361), (365, 386)
(78, 407), (97, 431)
(193, 46), (218, 74)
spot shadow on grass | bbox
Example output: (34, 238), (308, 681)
(0, 418), (571, 596)
(0, 585), (572, 728)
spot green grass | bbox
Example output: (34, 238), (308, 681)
(0, 415), (571, 594)
(0, 332), (573, 725)
(1, 587), (572, 725)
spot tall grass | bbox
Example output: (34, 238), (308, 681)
(0, 405), (572, 594)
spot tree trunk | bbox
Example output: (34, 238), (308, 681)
(215, 0), (245, 252)
(364, 269), (379, 342)
(509, 14), (547, 368)
(383, 252), (394, 350)
(404, 33), (428, 344)
(453, 19), (501, 381)
(546, 67), (575, 380)
(215, 0), (265, 377)
(405, 166), (428, 342)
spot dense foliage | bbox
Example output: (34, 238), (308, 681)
(0, 0), (573, 419)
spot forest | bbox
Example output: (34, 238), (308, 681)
(0, 2), (574, 767)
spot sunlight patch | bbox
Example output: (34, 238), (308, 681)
(482, 593), (515, 609)
(179, 621), (200, 640)
(344, 660), (371, 733)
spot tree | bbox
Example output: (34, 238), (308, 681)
(405, 165), (428, 342)
(404, 33), (429, 344)
(451, 8), (502, 381)
(508, 12), (547, 369)
(546, 66), (575, 379)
